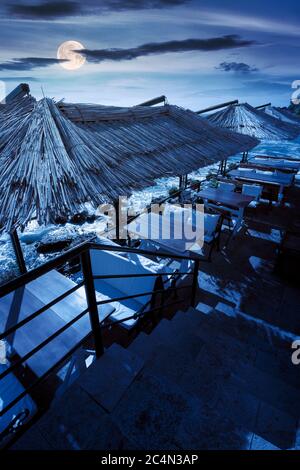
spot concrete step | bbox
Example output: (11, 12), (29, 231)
(12, 343), (145, 450)
(207, 302), (297, 352)
(129, 314), (206, 362)
(254, 349), (300, 389)
(128, 332), (158, 360)
(14, 384), (130, 450)
(76, 343), (144, 412)
(110, 369), (253, 450)
(231, 362), (300, 419)
(139, 339), (299, 449)
(193, 305), (300, 389)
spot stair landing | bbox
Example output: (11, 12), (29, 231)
(11, 302), (300, 450)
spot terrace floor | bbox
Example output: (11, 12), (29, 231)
(9, 186), (300, 451)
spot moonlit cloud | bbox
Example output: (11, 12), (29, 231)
(81, 35), (256, 63)
(216, 61), (258, 73)
(0, 57), (66, 71)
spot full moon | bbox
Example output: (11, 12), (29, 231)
(57, 40), (86, 70)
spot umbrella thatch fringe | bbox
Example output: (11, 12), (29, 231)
(207, 103), (300, 141)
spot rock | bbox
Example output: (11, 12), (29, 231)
(70, 211), (95, 224)
(36, 238), (73, 254)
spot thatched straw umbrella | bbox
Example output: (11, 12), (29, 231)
(263, 106), (300, 127)
(0, 96), (258, 273)
(207, 102), (300, 141)
(58, 101), (259, 189)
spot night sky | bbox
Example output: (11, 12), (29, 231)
(1, 0), (299, 108)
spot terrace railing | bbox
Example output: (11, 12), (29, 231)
(0, 241), (199, 443)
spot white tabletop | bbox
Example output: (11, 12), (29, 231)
(127, 211), (204, 254)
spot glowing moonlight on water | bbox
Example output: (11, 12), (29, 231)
(57, 40), (86, 70)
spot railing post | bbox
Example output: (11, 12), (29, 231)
(150, 275), (164, 325)
(191, 258), (200, 308)
(10, 228), (27, 275)
(81, 249), (104, 358)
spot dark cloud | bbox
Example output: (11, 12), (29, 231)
(0, 57), (66, 71)
(7, 0), (188, 19)
(8, 1), (80, 18)
(81, 35), (256, 63)
(216, 61), (259, 73)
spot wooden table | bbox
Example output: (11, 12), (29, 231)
(198, 188), (254, 235)
(254, 154), (300, 163)
(228, 169), (294, 202)
(249, 158), (300, 172)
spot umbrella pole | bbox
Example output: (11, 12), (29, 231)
(179, 174), (188, 190)
(114, 199), (120, 240)
(221, 159), (227, 176)
(179, 175), (188, 203)
(10, 228), (27, 274)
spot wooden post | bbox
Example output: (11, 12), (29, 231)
(114, 199), (120, 240)
(10, 228), (27, 275)
(179, 174), (188, 203)
(191, 259), (200, 308)
(222, 159), (228, 176)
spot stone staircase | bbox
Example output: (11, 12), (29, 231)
(11, 302), (300, 450)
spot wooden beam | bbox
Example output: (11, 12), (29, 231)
(255, 103), (271, 110)
(197, 100), (238, 114)
(136, 96), (166, 107)
(4, 83), (30, 104)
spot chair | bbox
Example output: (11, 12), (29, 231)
(242, 184), (262, 208)
(218, 182), (235, 192)
(242, 184), (262, 199)
(191, 212), (222, 261)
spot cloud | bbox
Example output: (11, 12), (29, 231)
(0, 57), (66, 71)
(8, 1), (80, 18)
(0, 76), (39, 81)
(216, 61), (259, 73)
(81, 35), (256, 63)
(7, 0), (188, 19)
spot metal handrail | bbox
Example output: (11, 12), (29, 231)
(0, 240), (90, 298)
(0, 295), (186, 421)
(0, 241), (199, 427)
(0, 281), (85, 341)
(0, 241), (195, 299)
(0, 307), (90, 383)
(98, 285), (190, 324)
(93, 271), (192, 280)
